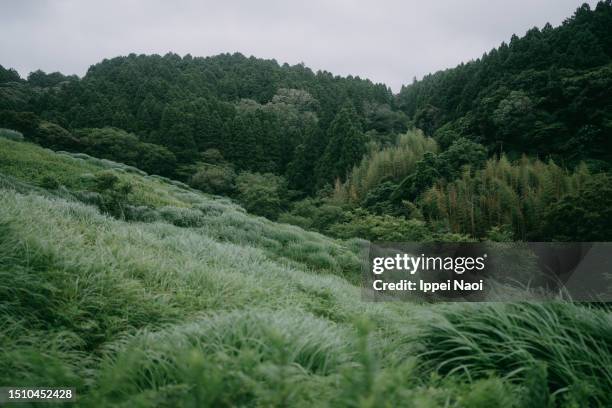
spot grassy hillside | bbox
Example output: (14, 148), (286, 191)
(1, 137), (611, 407)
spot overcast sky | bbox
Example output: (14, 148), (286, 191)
(0, 0), (598, 92)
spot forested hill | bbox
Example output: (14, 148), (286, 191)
(0, 1), (611, 200)
(0, 53), (409, 193)
(397, 1), (612, 167)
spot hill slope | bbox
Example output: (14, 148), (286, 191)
(1, 137), (612, 406)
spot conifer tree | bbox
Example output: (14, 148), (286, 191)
(317, 105), (367, 185)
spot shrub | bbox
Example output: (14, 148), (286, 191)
(74, 127), (177, 176)
(235, 172), (288, 220)
(277, 213), (313, 230)
(486, 225), (514, 242)
(35, 122), (79, 150)
(281, 198), (350, 235)
(158, 206), (205, 228)
(329, 209), (432, 241)
(190, 164), (236, 195)
(200, 148), (225, 164)
(39, 176), (60, 190)
(0, 110), (40, 136)
(124, 205), (161, 223)
(90, 171), (133, 219)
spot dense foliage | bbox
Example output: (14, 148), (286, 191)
(1, 53), (405, 191)
(420, 156), (592, 239)
(333, 130), (438, 204)
(0, 1), (610, 243)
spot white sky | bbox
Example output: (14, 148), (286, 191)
(0, 0), (599, 92)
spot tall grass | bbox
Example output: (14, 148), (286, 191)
(416, 302), (612, 406)
(1, 138), (610, 406)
